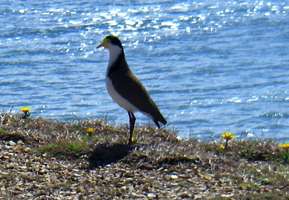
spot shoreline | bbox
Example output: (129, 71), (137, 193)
(0, 114), (288, 199)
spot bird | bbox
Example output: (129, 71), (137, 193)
(97, 35), (167, 145)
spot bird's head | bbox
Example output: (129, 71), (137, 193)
(97, 35), (123, 50)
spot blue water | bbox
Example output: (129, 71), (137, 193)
(1, 0), (289, 140)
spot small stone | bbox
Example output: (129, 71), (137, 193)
(8, 141), (16, 146)
(147, 193), (157, 199)
(221, 194), (234, 198)
(131, 192), (139, 197)
(17, 140), (24, 145)
(170, 174), (178, 180)
(179, 192), (191, 198)
(1, 155), (10, 160)
(194, 194), (204, 199)
(22, 147), (31, 153)
(128, 185), (134, 192)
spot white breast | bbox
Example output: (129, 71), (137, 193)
(106, 44), (122, 76)
(106, 77), (138, 112)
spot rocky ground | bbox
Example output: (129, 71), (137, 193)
(0, 114), (289, 199)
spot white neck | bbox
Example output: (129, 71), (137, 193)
(108, 44), (122, 69)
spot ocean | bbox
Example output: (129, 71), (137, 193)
(1, 0), (289, 140)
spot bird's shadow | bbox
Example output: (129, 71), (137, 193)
(88, 143), (134, 169)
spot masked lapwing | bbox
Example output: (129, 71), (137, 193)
(97, 35), (167, 144)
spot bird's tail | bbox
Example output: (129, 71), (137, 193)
(153, 113), (167, 128)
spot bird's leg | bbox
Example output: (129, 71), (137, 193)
(128, 112), (136, 145)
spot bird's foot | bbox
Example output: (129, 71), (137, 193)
(128, 133), (138, 145)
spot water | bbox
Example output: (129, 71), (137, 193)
(1, 0), (289, 140)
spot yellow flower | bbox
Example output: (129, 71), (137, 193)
(219, 144), (225, 150)
(279, 143), (289, 150)
(86, 127), (95, 135)
(222, 131), (235, 141)
(20, 107), (31, 113)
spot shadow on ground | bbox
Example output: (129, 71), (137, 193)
(88, 143), (133, 168)
(0, 133), (29, 143)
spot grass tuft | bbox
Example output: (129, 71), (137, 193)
(37, 138), (90, 159)
(0, 127), (27, 143)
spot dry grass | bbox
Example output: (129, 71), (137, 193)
(0, 113), (289, 199)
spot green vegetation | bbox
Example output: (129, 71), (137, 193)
(37, 138), (90, 159)
(0, 113), (289, 199)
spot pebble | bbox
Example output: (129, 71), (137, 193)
(17, 140), (24, 145)
(8, 141), (16, 146)
(147, 193), (157, 199)
(170, 174), (178, 180)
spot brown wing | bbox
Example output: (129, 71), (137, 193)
(110, 69), (166, 125)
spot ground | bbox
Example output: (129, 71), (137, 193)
(0, 114), (289, 199)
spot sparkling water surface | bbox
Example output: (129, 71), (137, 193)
(1, 0), (289, 140)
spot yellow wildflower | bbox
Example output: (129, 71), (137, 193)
(222, 131), (235, 141)
(219, 144), (225, 150)
(86, 127), (95, 135)
(20, 107), (31, 113)
(279, 143), (289, 150)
